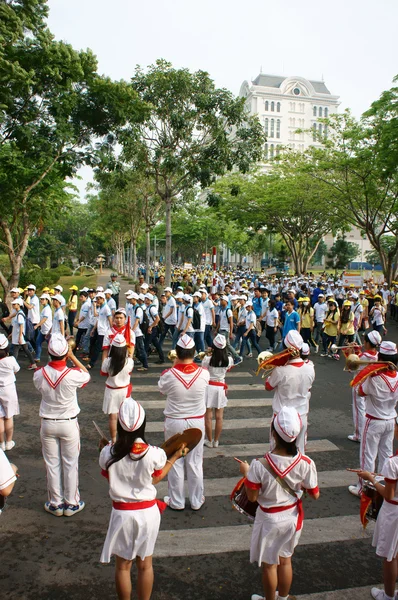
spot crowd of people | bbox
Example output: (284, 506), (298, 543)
(0, 268), (398, 600)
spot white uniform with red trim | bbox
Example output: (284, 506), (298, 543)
(33, 361), (90, 507)
(0, 356), (20, 418)
(201, 355), (234, 409)
(158, 362), (210, 509)
(372, 453), (398, 561)
(99, 439), (167, 562)
(351, 349), (378, 441)
(100, 357), (134, 414)
(0, 447), (16, 492)
(359, 370), (398, 482)
(265, 358), (315, 453)
(246, 451), (318, 565)
(102, 325), (136, 352)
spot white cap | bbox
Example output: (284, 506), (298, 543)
(115, 307), (127, 315)
(27, 284), (36, 290)
(213, 334), (226, 349)
(380, 341), (397, 356)
(144, 293), (153, 301)
(164, 287), (173, 293)
(104, 288), (113, 295)
(221, 295), (229, 302)
(124, 289), (133, 296)
(140, 283), (149, 290)
(367, 330), (382, 346)
(0, 334), (9, 349)
(11, 299), (22, 305)
(119, 398), (145, 432)
(80, 287), (89, 293)
(177, 334), (195, 349)
(127, 291), (139, 300)
(274, 407), (302, 443)
(48, 333), (68, 357)
(244, 301), (253, 308)
(193, 292), (202, 297)
(183, 294), (192, 302)
(95, 292), (105, 300)
(54, 285), (63, 292)
(40, 293), (51, 301)
(96, 286), (104, 292)
(284, 330), (304, 351)
(138, 293), (146, 301)
(111, 333), (127, 348)
(239, 295), (247, 300)
(51, 294), (64, 303)
(175, 292), (184, 299)
(301, 343), (310, 356)
(10, 287), (20, 293)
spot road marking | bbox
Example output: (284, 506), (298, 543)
(155, 469), (358, 498)
(155, 514), (373, 557)
(139, 398), (272, 409)
(296, 586), (384, 600)
(146, 417), (272, 433)
(133, 383), (264, 392)
(202, 439), (339, 458)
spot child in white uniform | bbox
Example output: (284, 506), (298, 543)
(202, 333), (234, 448)
(101, 333), (134, 442)
(100, 397), (187, 600)
(0, 334), (20, 452)
(355, 417), (398, 600)
(239, 406), (320, 600)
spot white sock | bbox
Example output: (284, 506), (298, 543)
(278, 596), (288, 600)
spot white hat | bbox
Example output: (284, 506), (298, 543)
(239, 295), (247, 300)
(193, 292), (201, 297)
(27, 284), (36, 290)
(118, 398), (146, 432)
(11, 299), (22, 305)
(140, 283), (149, 290)
(288, 289), (296, 294)
(164, 287), (173, 293)
(175, 292), (184, 299)
(221, 295), (229, 302)
(54, 285), (63, 292)
(0, 334), (9, 349)
(183, 294), (192, 302)
(104, 288), (113, 295)
(115, 307), (127, 315)
(230, 294), (239, 301)
(318, 293), (325, 297)
(96, 286), (104, 292)
(177, 334), (195, 349)
(284, 330), (304, 351)
(144, 293), (154, 301)
(351, 293), (358, 300)
(138, 293), (146, 301)
(10, 287), (20, 293)
(367, 330), (382, 346)
(245, 301), (253, 308)
(51, 294), (64, 303)
(274, 407), (302, 443)
(127, 291), (139, 300)
(48, 333), (68, 357)
(124, 289), (133, 296)
(40, 293), (51, 301)
(213, 334), (226, 349)
(380, 341), (397, 356)
(95, 292), (105, 300)
(111, 333), (127, 348)
(301, 343), (310, 356)
(80, 287), (89, 293)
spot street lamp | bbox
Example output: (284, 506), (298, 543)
(96, 254), (106, 274)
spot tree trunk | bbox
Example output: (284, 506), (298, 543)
(145, 226), (151, 283)
(132, 239), (137, 282)
(165, 195), (172, 286)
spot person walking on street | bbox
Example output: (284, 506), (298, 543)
(107, 274), (121, 309)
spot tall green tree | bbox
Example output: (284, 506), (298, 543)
(326, 235), (359, 272)
(0, 0), (147, 297)
(115, 59), (264, 284)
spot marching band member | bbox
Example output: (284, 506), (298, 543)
(349, 341), (398, 498)
(158, 334), (210, 510)
(239, 406), (319, 600)
(101, 307), (135, 362)
(202, 334), (234, 448)
(348, 330), (381, 443)
(101, 333), (134, 442)
(265, 330), (315, 453)
(33, 334), (90, 516)
(100, 397), (187, 600)
(0, 334), (20, 451)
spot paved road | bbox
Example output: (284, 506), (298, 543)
(1, 288), (397, 599)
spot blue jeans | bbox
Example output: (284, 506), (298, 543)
(240, 329), (262, 357)
(159, 323), (176, 348)
(172, 328), (181, 350)
(194, 331), (205, 353)
(35, 329), (46, 361)
(233, 325), (246, 352)
(219, 329), (240, 360)
(145, 327), (165, 362)
(82, 324), (94, 354)
(204, 324), (213, 348)
(135, 335), (148, 368)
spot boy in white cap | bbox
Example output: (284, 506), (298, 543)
(348, 330), (381, 444)
(88, 292), (112, 369)
(265, 330), (315, 453)
(239, 406), (319, 600)
(33, 334), (90, 516)
(51, 294), (65, 336)
(100, 397), (186, 600)
(0, 334), (20, 451)
(349, 341), (398, 498)
(216, 295), (242, 365)
(24, 284), (40, 339)
(7, 299), (36, 370)
(144, 293), (165, 364)
(158, 334), (210, 510)
(104, 289), (116, 316)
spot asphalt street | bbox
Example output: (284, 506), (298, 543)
(1, 309), (398, 600)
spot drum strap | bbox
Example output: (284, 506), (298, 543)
(258, 458), (297, 498)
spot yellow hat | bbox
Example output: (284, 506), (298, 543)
(19, 288), (24, 293)
(69, 285), (78, 291)
(343, 300), (352, 306)
(42, 287), (50, 292)
(49, 289), (55, 296)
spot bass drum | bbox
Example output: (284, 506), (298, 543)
(362, 480), (384, 521)
(230, 477), (258, 521)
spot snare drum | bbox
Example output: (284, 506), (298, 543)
(362, 480), (384, 521)
(230, 477), (258, 521)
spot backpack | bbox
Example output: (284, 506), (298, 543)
(18, 310), (35, 343)
(192, 306), (201, 329)
(137, 306), (150, 335)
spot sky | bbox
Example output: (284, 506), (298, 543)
(47, 0), (398, 199)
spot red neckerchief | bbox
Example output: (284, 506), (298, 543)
(48, 360), (68, 371)
(130, 442), (149, 455)
(172, 362), (199, 374)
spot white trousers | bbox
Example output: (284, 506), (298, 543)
(164, 416), (205, 510)
(360, 417), (394, 489)
(271, 413), (307, 454)
(40, 418), (81, 506)
(352, 388), (366, 440)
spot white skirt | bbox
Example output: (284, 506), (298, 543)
(0, 384), (20, 418)
(205, 384), (227, 409)
(250, 506), (301, 566)
(372, 501), (398, 561)
(102, 387), (129, 415)
(100, 504), (161, 562)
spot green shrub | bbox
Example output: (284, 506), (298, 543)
(53, 264), (73, 276)
(19, 265), (60, 290)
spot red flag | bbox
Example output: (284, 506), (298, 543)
(125, 317), (132, 348)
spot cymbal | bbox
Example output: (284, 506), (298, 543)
(161, 428), (203, 458)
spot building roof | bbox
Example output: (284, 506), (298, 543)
(252, 74), (331, 95)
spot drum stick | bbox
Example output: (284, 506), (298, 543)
(93, 420), (108, 441)
(346, 468), (381, 476)
(233, 457), (243, 463)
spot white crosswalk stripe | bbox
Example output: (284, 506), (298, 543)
(296, 587), (384, 600)
(138, 397), (272, 409)
(146, 417), (271, 432)
(133, 382), (264, 392)
(202, 439), (339, 458)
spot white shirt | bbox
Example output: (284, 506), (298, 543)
(52, 307), (65, 334)
(245, 311), (256, 330)
(163, 296), (177, 325)
(28, 295), (40, 324)
(219, 307), (233, 331)
(266, 308), (278, 327)
(134, 305), (144, 337)
(158, 364), (210, 418)
(107, 297), (116, 314)
(201, 355), (234, 382)
(371, 306), (385, 326)
(100, 357), (134, 388)
(126, 302), (136, 321)
(202, 299), (214, 326)
(99, 441), (167, 502)
(58, 294), (67, 308)
(381, 455), (398, 502)
(361, 371), (398, 420)
(266, 358), (315, 415)
(34, 362), (90, 419)
(77, 300), (90, 330)
(0, 448), (16, 491)
(0, 356), (20, 387)
(314, 302), (327, 323)
(40, 305), (52, 335)
(102, 326), (136, 350)
(88, 298), (97, 326)
(97, 303), (112, 336)
(11, 311), (25, 345)
(147, 305), (158, 327)
(181, 305), (194, 333)
(193, 302), (205, 332)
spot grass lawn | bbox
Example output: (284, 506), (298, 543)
(57, 273), (97, 291)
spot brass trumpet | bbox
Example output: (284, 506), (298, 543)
(168, 350), (177, 361)
(330, 343), (361, 354)
(345, 353), (397, 372)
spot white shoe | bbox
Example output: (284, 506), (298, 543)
(347, 434), (361, 443)
(63, 501), (85, 517)
(348, 485), (361, 497)
(213, 441), (219, 448)
(370, 588), (388, 600)
(0, 442), (5, 451)
(191, 495), (205, 511)
(251, 595), (265, 600)
(5, 441), (15, 451)
(163, 496), (184, 511)
(44, 502), (64, 517)
(204, 439), (213, 448)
